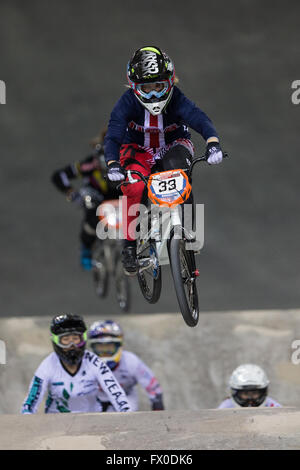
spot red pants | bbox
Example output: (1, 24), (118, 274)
(120, 144), (154, 241)
(120, 140), (194, 241)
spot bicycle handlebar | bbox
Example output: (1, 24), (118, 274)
(117, 152), (229, 189)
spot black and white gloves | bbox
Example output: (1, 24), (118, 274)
(205, 141), (223, 165)
(107, 161), (126, 182)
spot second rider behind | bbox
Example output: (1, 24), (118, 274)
(88, 320), (164, 411)
(51, 130), (121, 271)
(105, 46), (224, 275)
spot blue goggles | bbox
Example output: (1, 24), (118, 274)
(135, 81), (170, 99)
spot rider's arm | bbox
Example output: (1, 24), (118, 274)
(172, 86), (220, 143)
(265, 397), (282, 407)
(94, 359), (133, 412)
(51, 163), (80, 194)
(21, 358), (50, 414)
(51, 155), (100, 197)
(130, 352), (164, 410)
(104, 90), (134, 165)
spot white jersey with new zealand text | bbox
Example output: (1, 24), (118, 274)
(97, 350), (162, 411)
(21, 350), (132, 414)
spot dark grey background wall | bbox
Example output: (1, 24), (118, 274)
(0, 0), (300, 316)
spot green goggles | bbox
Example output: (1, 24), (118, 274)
(52, 331), (87, 349)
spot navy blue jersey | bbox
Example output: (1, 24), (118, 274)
(104, 86), (218, 163)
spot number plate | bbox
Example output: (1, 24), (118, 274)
(148, 169), (191, 207)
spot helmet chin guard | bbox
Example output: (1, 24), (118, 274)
(134, 88), (174, 116)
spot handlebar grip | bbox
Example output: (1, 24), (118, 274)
(116, 169), (148, 190)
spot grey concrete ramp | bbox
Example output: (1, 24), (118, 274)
(1, 310), (300, 415)
(1, 311), (300, 449)
(1, 408), (300, 450)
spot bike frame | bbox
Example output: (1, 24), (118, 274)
(121, 154), (217, 270)
(138, 202), (190, 266)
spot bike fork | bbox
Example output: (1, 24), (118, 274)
(171, 206), (199, 280)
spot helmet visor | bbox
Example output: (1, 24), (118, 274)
(52, 331), (87, 349)
(233, 388), (267, 407)
(136, 81), (170, 100)
(90, 340), (122, 357)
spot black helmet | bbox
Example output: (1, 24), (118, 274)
(50, 314), (87, 366)
(127, 46), (175, 115)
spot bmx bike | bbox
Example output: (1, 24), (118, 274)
(119, 153), (228, 326)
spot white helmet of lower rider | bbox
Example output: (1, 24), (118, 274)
(229, 364), (270, 407)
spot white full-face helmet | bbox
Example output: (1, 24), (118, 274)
(229, 364), (270, 407)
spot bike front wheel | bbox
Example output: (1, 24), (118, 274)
(169, 236), (199, 327)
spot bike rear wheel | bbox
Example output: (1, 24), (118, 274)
(169, 236), (199, 327)
(92, 244), (109, 298)
(114, 255), (131, 312)
(137, 241), (162, 304)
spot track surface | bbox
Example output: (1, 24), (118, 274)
(0, 1), (300, 316)
(1, 408), (300, 450)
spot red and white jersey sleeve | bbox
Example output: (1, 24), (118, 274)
(97, 350), (163, 411)
(125, 351), (162, 400)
